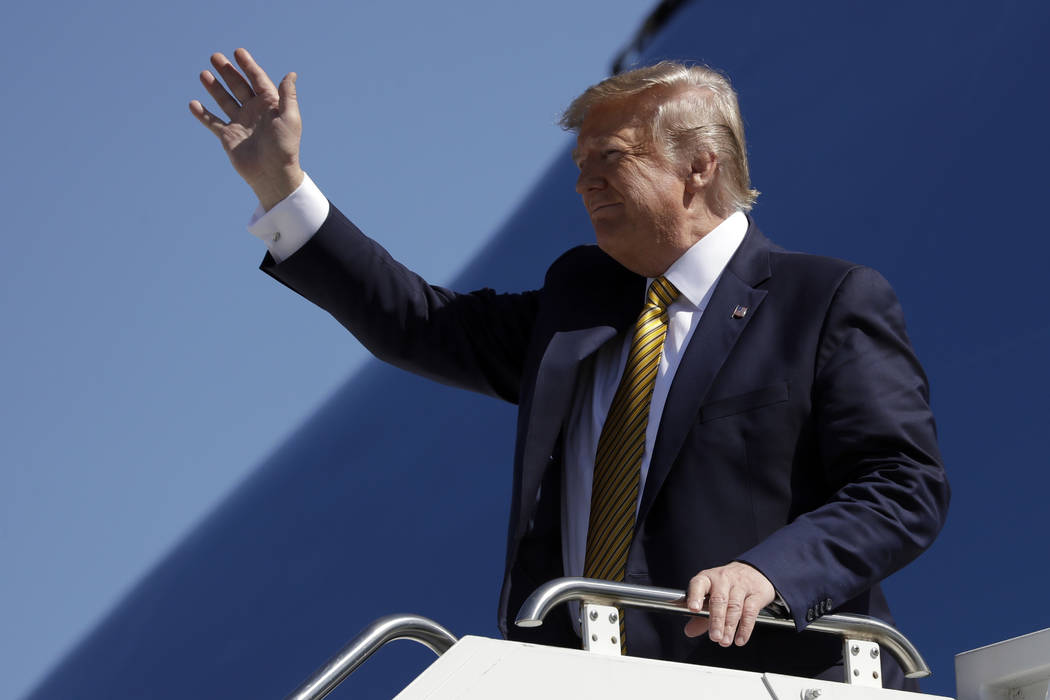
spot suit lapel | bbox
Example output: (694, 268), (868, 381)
(516, 251), (644, 530)
(518, 327), (614, 519)
(637, 224), (774, 525)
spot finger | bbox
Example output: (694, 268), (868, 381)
(188, 100), (226, 137)
(720, 590), (745, 648)
(199, 70), (241, 120)
(211, 52), (256, 103)
(235, 47), (277, 96)
(278, 72), (299, 118)
(706, 580), (729, 643)
(734, 595), (763, 646)
(686, 574), (710, 613)
(683, 616), (710, 638)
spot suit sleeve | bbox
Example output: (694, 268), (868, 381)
(737, 266), (950, 631)
(260, 202), (540, 404)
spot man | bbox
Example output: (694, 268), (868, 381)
(190, 49), (948, 687)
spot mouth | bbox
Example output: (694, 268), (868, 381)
(589, 202), (622, 215)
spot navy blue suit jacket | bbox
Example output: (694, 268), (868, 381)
(262, 203), (949, 687)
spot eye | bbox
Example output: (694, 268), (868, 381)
(602, 149), (622, 159)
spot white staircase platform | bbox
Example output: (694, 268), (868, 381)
(395, 635), (951, 699)
(955, 627), (1050, 700)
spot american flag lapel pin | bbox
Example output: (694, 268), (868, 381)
(732, 305), (748, 319)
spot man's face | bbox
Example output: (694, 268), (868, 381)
(573, 95), (690, 276)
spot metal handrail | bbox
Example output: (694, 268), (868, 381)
(514, 577), (931, 679)
(285, 613), (458, 700)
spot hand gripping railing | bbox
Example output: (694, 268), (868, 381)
(515, 577), (931, 682)
(285, 613), (457, 700)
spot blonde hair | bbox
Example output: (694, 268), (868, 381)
(561, 62), (759, 213)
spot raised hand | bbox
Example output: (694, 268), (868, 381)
(189, 48), (304, 211)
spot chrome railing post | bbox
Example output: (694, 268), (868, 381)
(285, 613), (457, 700)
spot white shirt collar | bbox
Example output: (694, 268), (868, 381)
(655, 210), (750, 309)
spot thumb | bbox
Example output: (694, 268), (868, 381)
(684, 616), (710, 638)
(278, 72), (299, 117)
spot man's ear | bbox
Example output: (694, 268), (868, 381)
(685, 151), (717, 193)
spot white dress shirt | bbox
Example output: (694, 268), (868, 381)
(247, 173), (330, 262)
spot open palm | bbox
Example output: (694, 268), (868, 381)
(190, 48), (303, 210)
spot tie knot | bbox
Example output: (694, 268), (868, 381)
(647, 276), (680, 310)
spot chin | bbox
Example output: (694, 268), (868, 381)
(592, 218), (623, 244)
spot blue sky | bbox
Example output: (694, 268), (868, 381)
(0, 2), (652, 697)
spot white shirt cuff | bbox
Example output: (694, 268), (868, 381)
(247, 172), (330, 263)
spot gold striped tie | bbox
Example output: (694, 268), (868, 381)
(583, 276), (680, 652)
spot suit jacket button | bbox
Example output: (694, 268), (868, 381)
(806, 608), (815, 622)
(825, 597), (833, 610)
(818, 600), (826, 615)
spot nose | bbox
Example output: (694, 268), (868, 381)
(575, 162), (605, 195)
